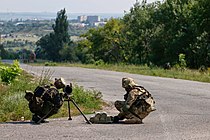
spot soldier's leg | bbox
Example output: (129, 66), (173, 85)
(123, 105), (152, 124)
(32, 113), (49, 124)
(114, 100), (124, 111)
(124, 116), (143, 124)
(113, 112), (128, 123)
(32, 114), (41, 123)
(123, 107), (143, 124)
(113, 101), (126, 123)
(45, 107), (59, 118)
(135, 105), (151, 120)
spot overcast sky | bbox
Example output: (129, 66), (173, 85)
(0, 0), (157, 13)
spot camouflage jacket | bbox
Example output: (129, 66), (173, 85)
(29, 85), (64, 115)
(123, 86), (154, 111)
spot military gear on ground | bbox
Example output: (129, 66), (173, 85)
(89, 112), (113, 124)
(114, 77), (156, 124)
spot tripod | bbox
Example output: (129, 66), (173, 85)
(65, 97), (92, 124)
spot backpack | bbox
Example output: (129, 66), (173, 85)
(131, 86), (153, 109)
(42, 87), (63, 108)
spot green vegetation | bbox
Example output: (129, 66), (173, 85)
(1, 1), (209, 70)
(21, 0), (209, 70)
(0, 61), (103, 122)
(53, 85), (103, 117)
(0, 60), (22, 84)
(1, 0), (210, 85)
(76, 0), (210, 69)
(36, 8), (72, 61)
(44, 61), (58, 66)
(0, 14), (91, 61)
(0, 71), (38, 122)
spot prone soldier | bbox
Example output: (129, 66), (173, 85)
(113, 77), (156, 124)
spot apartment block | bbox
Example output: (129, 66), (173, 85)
(77, 15), (87, 22)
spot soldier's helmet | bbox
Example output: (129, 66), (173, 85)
(122, 77), (138, 88)
(54, 78), (66, 89)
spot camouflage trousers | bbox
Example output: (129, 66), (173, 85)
(114, 101), (150, 123)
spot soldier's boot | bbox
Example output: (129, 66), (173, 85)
(124, 118), (143, 124)
(32, 115), (48, 124)
(32, 115), (41, 123)
(113, 116), (120, 123)
(113, 116), (125, 123)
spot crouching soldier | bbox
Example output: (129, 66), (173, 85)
(25, 78), (70, 124)
(114, 77), (156, 124)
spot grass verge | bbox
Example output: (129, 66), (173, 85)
(0, 71), (38, 122)
(0, 69), (103, 122)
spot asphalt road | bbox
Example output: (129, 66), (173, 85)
(1, 63), (210, 140)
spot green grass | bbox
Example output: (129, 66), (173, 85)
(0, 71), (38, 122)
(53, 85), (103, 118)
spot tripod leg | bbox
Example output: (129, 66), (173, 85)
(67, 100), (72, 120)
(70, 99), (92, 124)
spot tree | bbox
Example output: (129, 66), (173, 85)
(77, 0), (210, 68)
(0, 44), (7, 59)
(36, 8), (71, 61)
(79, 18), (125, 63)
(186, 0), (210, 68)
(122, 1), (159, 64)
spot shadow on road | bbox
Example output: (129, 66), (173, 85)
(0, 121), (32, 124)
(0, 121), (47, 125)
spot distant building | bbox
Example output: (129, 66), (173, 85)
(77, 15), (87, 22)
(77, 15), (103, 26)
(87, 16), (100, 24)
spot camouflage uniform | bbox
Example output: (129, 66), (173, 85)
(25, 78), (67, 123)
(114, 77), (156, 124)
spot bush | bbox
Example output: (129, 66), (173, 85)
(71, 84), (103, 109)
(0, 60), (22, 84)
(94, 59), (105, 66)
(179, 54), (187, 69)
(44, 62), (57, 66)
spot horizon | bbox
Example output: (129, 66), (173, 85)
(0, 0), (157, 14)
(0, 12), (124, 21)
(0, 11), (124, 14)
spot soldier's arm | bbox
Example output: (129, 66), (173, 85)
(124, 93), (128, 100)
(122, 89), (139, 111)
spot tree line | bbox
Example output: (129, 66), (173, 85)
(1, 0), (209, 69)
